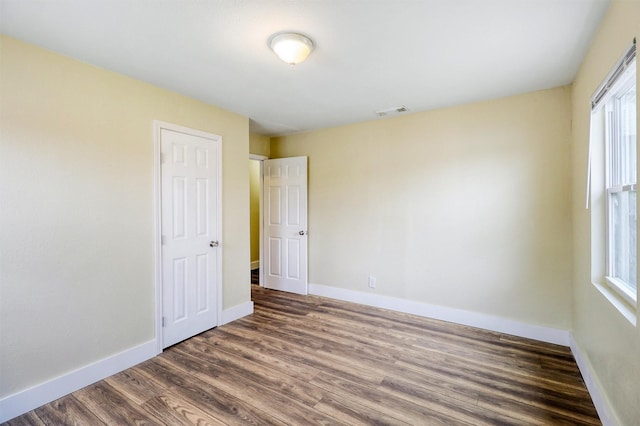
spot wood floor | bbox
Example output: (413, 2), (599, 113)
(5, 285), (600, 425)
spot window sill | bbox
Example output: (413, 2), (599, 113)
(604, 276), (637, 306)
(593, 280), (637, 326)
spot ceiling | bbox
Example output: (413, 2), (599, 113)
(0, 0), (610, 136)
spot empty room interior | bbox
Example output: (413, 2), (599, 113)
(1, 0), (639, 425)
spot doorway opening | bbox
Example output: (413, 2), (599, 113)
(249, 155), (267, 287)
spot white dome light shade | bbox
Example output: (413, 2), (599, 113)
(268, 32), (315, 66)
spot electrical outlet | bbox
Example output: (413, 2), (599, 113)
(368, 276), (376, 289)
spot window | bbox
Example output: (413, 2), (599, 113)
(590, 41), (637, 319)
(605, 65), (637, 305)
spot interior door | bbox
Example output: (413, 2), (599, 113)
(264, 157), (308, 295)
(160, 127), (221, 348)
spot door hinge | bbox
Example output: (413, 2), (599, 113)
(162, 317), (166, 327)
(160, 153), (166, 164)
(161, 235), (166, 245)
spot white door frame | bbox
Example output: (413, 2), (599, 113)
(250, 154), (267, 287)
(153, 120), (223, 354)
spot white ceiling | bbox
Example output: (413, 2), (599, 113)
(0, 0), (610, 136)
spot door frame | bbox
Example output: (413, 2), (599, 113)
(250, 154), (267, 287)
(153, 120), (223, 353)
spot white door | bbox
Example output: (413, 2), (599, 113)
(160, 126), (221, 348)
(264, 157), (308, 295)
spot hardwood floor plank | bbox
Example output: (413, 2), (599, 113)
(313, 394), (412, 426)
(137, 357), (285, 425)
(33, 395), (105, 426)
(396, 356), (598, 424)
(477, 393), (601, 426)
(311, 371), (473, 426)
(195, 328), (321, 382)
(4, 285), (600, 425)
(279, 308), (415, 354)
(404, 344), (590, 397)
(233, 316), (326, 350)
(104, 367), (164, 406)
(2, 411), (46, 426)
(156, 348), (339, 425)
(72, 381), (157, 425)
(381, 360), (481, 406)
(139, 395), (226, 426)
(170, 339), (326, 407)
(257, 311), (406, 379)
(304, 310), (421, 348)
(220, 320), (387, 385)
(442, 352), (594, 404)
(379, 375), (529, 426)
(316, 300), (501, 344)
(277, 318), (402, 366)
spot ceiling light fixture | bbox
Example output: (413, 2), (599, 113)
(375, 106), (409, 116)
(268, 32), (315, 66)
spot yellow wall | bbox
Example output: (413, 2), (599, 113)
(0, 35), (250, 398)
(272, 86), (573, 329)
(249, 132), (269, 267)
(250, 132), (270, 157)
(571, 1), (640, 424)
(249, 159), (261, 264)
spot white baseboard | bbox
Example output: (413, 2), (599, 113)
(221, 301), (254, 325)
(250, 261), (260, 270)
(0, 339), (158, 423)
(569, 335), (618, 426)
(309, 283), (570, 346)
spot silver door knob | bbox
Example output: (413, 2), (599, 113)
(299, 230), (307, 236)
(209, 241), (219, 247)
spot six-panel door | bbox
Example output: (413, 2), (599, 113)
(161, 128), (220, 348)
(264, 157), (308, 295)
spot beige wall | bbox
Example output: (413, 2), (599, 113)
(249, 159), (261, 264)
(0, 36), (250, 398)
(571, 1), (640, 425)
(250, 132), (270, 157)
(249, 132), (269, 266)
(272, 86), (573, 329)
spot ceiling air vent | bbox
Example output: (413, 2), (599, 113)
(375, 106), (409, 117)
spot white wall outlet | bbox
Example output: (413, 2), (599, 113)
(368, 276), (376, 289)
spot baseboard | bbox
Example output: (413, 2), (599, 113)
(569, 335), (618, 426)
(250, 261), (259, 270)
(308, 283), (570, 346)
(0, 339), (158, 423)
(221, 301), (254, 325)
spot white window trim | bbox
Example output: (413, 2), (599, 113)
(593, 281), (637, 325)
(589, 41), (637, 324)
(605, 276), (637, 306)
(603, 61), (637, 308)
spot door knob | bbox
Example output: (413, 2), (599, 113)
(299, 230), (307, 236)
(209, 241), (219, 247)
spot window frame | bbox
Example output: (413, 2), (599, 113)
(603, 58), (637, 307)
